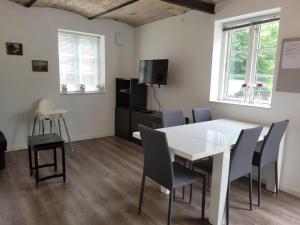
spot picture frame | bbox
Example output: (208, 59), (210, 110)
(6, 42), (23, 55)
(32, 60), (48, 72)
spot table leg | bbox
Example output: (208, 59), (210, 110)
(209, 149), (230, 225)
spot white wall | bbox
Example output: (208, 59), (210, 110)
(0, 0), (134, 150)
(134, 0), (300, 196)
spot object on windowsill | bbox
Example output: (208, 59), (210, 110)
(241, 83), (248, 103)
(80, 84), (85, 93)
(97, 84), (105, 92)
(255, 83), (263, 103)
(61, 84), (68, 94)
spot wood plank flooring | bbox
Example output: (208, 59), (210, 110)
(1, 137), (300, 225)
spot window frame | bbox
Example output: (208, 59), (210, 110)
(58, 29), (105, 95)
(219, 16), (280, 105)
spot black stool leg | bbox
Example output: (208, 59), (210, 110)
(28, 144), (33, 176)
(62, 146), (66, 182)
(53, 148), (57, 172)
(34, 149), (39, 188)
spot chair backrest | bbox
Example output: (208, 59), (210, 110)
(139, 124), (173, 190)
(161, 110), (186, 128)
(229, 126), (263, 182)
(38, 99), (57, 113)
(192, 108), (212, 123)
(260, 120), (289, 167)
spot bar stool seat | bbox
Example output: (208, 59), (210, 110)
(28, 134), (66, 187)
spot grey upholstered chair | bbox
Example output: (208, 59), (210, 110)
(192, 108), (213, 189)
(193, 126), (263, 225)
(138, 125), (206, 225)
(192, 108), (212, 123)
(225, 126), (263, 225)
(161, 110), (186, 128)
(161, 110), (187, 198)
(252, 120), (289, 206)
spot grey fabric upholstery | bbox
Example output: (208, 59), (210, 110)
(138, 125), (206, 224)
(229, 126), (263, 182)
(257, 120), (289, 168)
(161, 110), (186, 128)
(252, 120), (289, 206)
(192, 108), (212, 123)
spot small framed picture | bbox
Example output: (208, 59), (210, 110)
(32, 60), (48, 72)
(6, 42), (23, 55)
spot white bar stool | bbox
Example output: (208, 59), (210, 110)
(32, 99), (74, 151)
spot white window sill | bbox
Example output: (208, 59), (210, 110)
(60, 90), (106, 95)
(210, 100), (271, 109)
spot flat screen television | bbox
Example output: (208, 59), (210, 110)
(139, 59), (169, 85)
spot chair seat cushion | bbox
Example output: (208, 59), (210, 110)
(173, 163), (205, 188)
(252, 151), (261, 166)
(193, 157), (213, 173)
(0, 132), (7, 151)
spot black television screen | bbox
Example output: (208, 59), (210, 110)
(139, 59), (169, 85)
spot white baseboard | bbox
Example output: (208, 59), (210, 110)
(281, 187), (300, 198)
(6, 132), (114, 152)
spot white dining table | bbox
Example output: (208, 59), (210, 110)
(133, 119), (286, 225)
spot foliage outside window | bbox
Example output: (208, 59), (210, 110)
(58, 30), (105, 94)
(221, 18), (280, 106)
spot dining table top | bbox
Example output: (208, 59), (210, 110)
(133, 119), (269, 161)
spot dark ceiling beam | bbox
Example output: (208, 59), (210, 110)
(21, 0), (37, 7)
(89, 0), (139, 20)
(161, 0), (215, 14)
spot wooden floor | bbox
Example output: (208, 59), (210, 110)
(1, 137), (300, 225)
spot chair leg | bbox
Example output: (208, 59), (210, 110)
(201, 177), (206, 220)
(248, 173), (253, 211)
(207, 173), (211, 191)
(182, 186), (185, 199)
(138, 175), (145, 215)
(32, 116), (38, 136)
(173, 189), (176, 201)
(226, 184), (230, 225)
(168, 189), (174, 225)
(189, 184), (193, 204)
(275, 161), (279, 195)
(258, 167), (261, 206)
(53, 148), (57, 172)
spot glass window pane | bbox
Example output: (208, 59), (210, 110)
(259, 21), (279, 49)
(257, 51), (276, 74)
(231, 27), (250, 51)
(226, 53), (247, 98)
(255, 74), (273, 102)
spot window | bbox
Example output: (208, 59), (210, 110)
(58, 30), (105, 93)
(220, 16), (280, 106)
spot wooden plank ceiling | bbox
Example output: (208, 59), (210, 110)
(12, 0), (219, 26)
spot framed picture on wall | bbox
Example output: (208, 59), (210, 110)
(6, 42), (23, 55)
(32, 60), (48, 72)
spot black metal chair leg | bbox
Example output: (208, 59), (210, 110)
(62, 146), (66, 182)
(138, 175), (145, 215)
(249, 173), (253, 211)
(189, 184), (193, 204)
(258, 167), (261, 206)
(202, 177), (206, 220)
(34, 149), (39, 188)
(168, 189), (174, 225)
(275, 161), (279, 195)
(28, 145), (33, 176)
(182, 186), (185, 199)
(173, 189), (176, 201)
(207, 173), (211, 191)
(53, 148), (57, 172)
